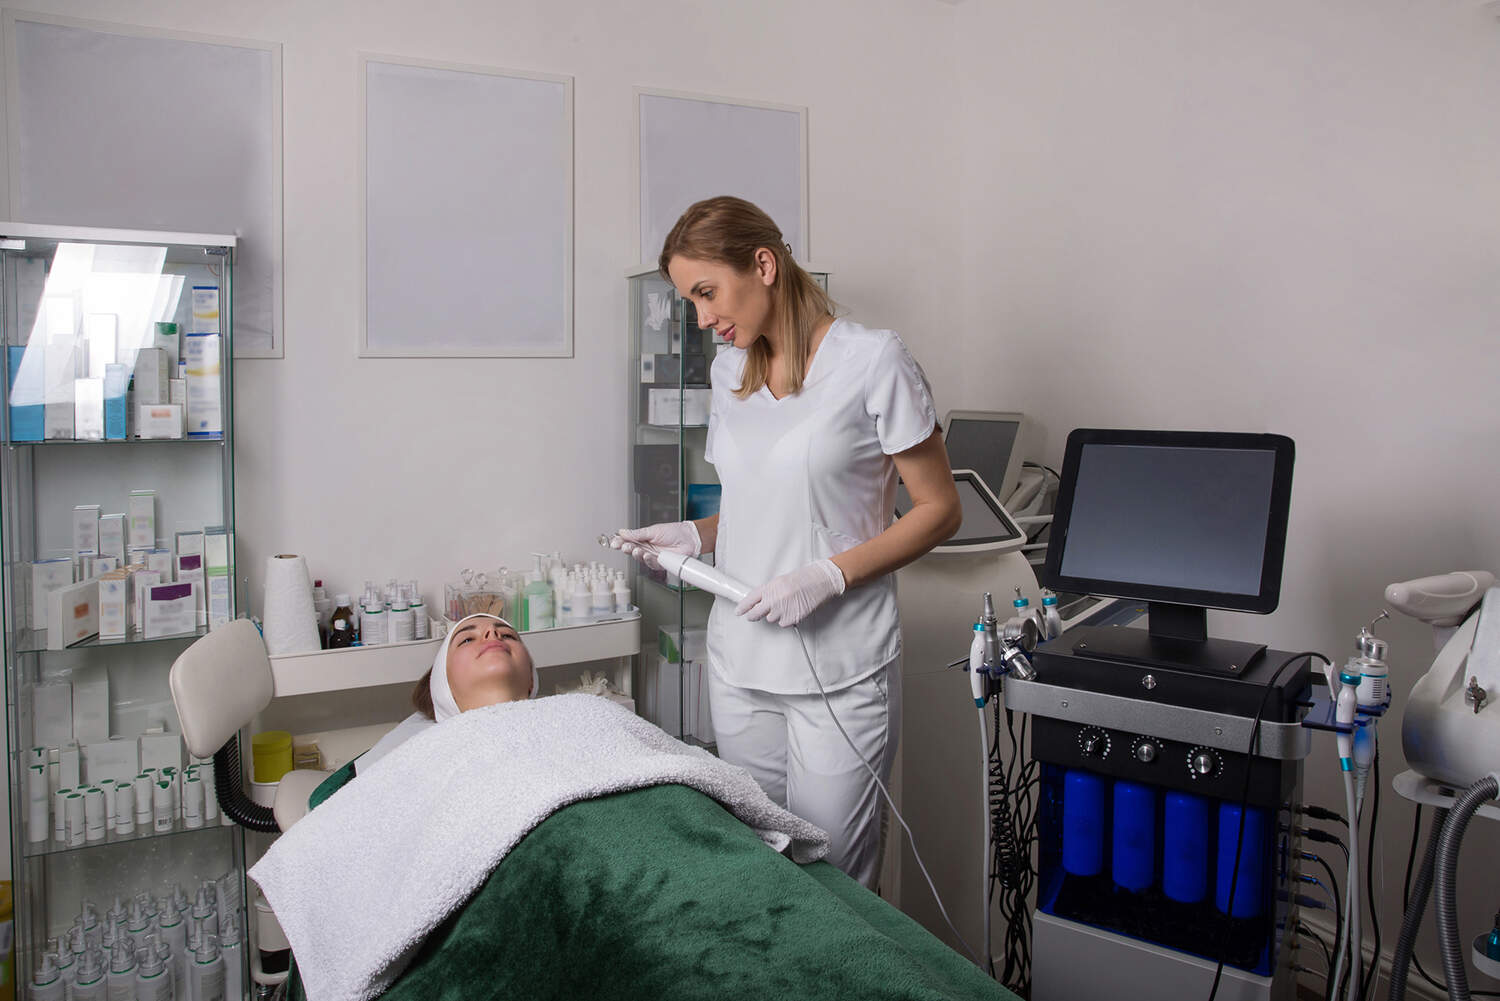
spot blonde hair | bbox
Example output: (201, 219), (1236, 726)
(659, 196), (834, 399)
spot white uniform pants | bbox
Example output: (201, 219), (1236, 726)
(707, 659), (901, 890)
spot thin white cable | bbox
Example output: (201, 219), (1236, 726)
(791, 624), (982, 968)
(1344, 770), (1361, 1001)
(980, 705), (993, 977)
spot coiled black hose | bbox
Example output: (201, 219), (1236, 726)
(214, 736), (280, 832)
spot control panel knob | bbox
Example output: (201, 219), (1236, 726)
(1079, 727), (1110, 759)
(1188, 747), (1221, 779)
(1133, 739), (1159, 764)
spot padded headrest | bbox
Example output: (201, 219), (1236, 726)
(169, 619), (275, 758)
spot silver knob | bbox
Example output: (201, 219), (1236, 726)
(1134, 741), (1158, 764)
(1190, 750), (1217, 777)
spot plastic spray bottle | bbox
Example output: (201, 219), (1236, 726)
(158, 897), (189, 998)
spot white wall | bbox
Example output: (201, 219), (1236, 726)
(953, 0), (1500, 989)
(1, 0), (966, 615)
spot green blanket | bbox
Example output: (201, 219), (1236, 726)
(289, 764), (1015, 1001)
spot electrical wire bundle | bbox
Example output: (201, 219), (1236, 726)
(988, 698), (1041, 995)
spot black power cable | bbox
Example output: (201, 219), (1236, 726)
(1206, 650), (1331, 1001)
(1360, 750), (1381, 1001)
(1297, 853), (1343, 1001)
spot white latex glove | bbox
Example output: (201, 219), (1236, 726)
(735, 559), (847, 628)
(612, 521), (702, 571)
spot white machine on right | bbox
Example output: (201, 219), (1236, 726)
(1384, 569), (1500, 1001)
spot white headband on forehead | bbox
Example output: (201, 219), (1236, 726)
(429, 614), (537, 721)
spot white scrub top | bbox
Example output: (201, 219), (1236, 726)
(704, 317), (939, 694)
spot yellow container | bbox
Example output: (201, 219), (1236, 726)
(251, 730), (294, 783)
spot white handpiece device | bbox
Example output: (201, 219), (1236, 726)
(653, 551), (752, 605)
(600, 534), (752, 605)
(1385, 571), (1496, 626)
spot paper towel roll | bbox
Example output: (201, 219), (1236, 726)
(262, 554), (321, 655)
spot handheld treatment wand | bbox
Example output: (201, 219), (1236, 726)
(598, 534), (752, 604)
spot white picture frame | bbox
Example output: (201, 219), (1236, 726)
(359, 54), (573, 358)
(636, 88), (808, 269)
(2, 10), (284, 358)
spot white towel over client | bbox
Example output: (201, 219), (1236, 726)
(249, 694), (830, 1001)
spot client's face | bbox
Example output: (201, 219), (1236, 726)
(447, 618), (534, 710)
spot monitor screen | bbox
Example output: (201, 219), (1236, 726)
(896, 470), (1022, 550)
(944, 413), (1022, 500)
(1042, 430), (1294, 612)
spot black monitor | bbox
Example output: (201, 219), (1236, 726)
(1041, 429), (1294, 674)
(895, 469), (1024, 554)
(943, 410), (1026, 501)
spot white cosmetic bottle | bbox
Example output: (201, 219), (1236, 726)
(105, 938), (137, 1001)
(29, 953), (65, 1001)
(70, 949), (107, 1001)
(189, 935), (226, 1001)
(218, 912), (244, 1001)
(135, 936), (173, 1001)
(157, 898), (189, 999)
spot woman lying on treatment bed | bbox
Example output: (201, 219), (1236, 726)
(252, 614), (1015, 1001)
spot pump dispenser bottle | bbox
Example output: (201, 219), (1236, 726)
(525, 555), (555, 629)
(190, 934), (227, 1001)
(135, 935), (173, 1001)
(106, 937), (137, 1001)
(30, 953), (65, 1001)
(409, 581), (428, 639)
(158, 897), (188, 997)
(361, 595), (387, 645)
(71, 948), (107, 1001)
(219, 912), (244, 1001)
(389, 587), (415, 643)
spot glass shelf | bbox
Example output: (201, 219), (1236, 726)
(7, 437), (223, 448)
(0, 223), (246, 994)
(23, 817), (233, 860)
(13, 624), (210, 654)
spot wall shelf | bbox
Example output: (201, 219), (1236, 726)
(268, 613), (642, 698)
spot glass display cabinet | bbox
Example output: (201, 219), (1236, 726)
(626, 266), (827, 747)
(0, 224), (247, 997)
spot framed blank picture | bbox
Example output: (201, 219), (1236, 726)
(361, 55), (573, 358)
(4, 11), (284, 357)
(637, 89), (807, 268)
